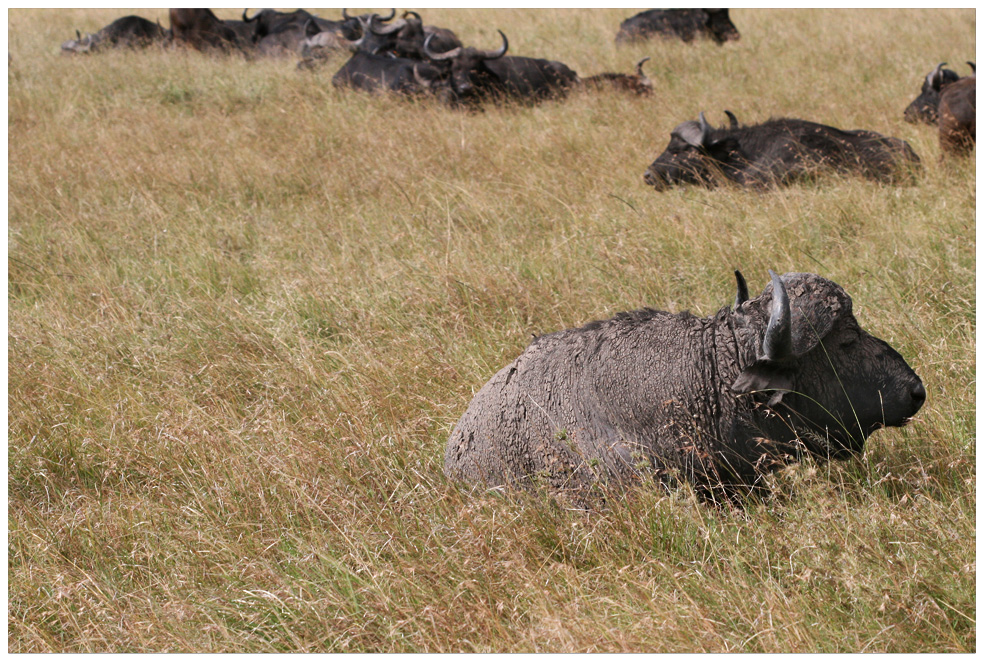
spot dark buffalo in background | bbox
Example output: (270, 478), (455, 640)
(616, 8), (740, 45)
(296, 9), (399, 69)
(240, 8), (322, 56)
(445, 270), (925, 504)
(938, 75), (976, 155)
(61, 14), (168, 55)
(364, 10), (461, 59)
(422, 30), (579, 105)
(580, 56), (653, 96)
(644, 112), (921, 190)
(169, 8), (246, 53)
(904, 61), (974, 124)
(332, 49), (445, 96)
(221, 18), (257, 46)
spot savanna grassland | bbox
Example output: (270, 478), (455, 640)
(7, 8), (976, 653)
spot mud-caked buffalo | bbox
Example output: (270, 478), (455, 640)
(445, 270), (925, 504)
(644, 112), (920, 190)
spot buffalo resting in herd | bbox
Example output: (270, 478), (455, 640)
(904, 61), (975, 124)
(644, 112), (921, 190)
(445, 270), (925, 505)
(616, 9), (740, 45)
(938, 74), (976, 156)
(58, 9), (657, 106)
(61, 15), (168, 54)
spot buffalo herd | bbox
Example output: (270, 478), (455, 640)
(58, 9), (967, 503)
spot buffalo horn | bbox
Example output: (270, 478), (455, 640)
(479, 30), (509, 60)
(377, 8), (396, 22)
(968, 61), (976, 73)
(413, 62), (433, 89)
(698, 111), (712, 145)
(369, 14), (405, 35)
(75, 29), (82, 41)
(403, 10), (422, 22)
(762, 270), (793, 361)
(242, 8), (256, 22)
(928, 62), (947, 89)
(342, 8), (353, 20)
(733, 270), (749, 309)
(342, 26), (366, 52)
(724, 109), (739, 130)
(423, 32), (460, 60)
(636, 56), (651, 80)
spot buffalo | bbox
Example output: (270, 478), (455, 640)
(904, 61), (974, 124)
(644, 112), (921, 190)
(616, 9), (740, 45)
(580, 57), (654, 96)
(332, 50), (445, 96)
(61, 15), (168, 55)
(938, 75), (976, 155)
(240, 8), (322, 56)
(168, 8), (246, 53)
(445, 270), (925, 504)
(422, 30), (579, 105)
(362, 10), (462, 59)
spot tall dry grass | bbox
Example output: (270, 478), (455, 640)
(8, 8), (976, 652)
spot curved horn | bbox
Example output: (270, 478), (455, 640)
(76, 29), (82, 41)
(242, 8), (256, 22)
(698, 111), (712, 145)
(762, 270), (793, 361)
(478, 29), (508, 60)
(369, 14), (405, 35)
(635, 56), (650, 78)
(413, 62), (433, 89)
(303, 18), (320, 38)
(403, 10), (422, 22)
(423, 31), (460, 60)
(342, 24), (366, 52)
(342, 8), (353, 20)
(928, 62), (947, 90)
(377, 8), (396, 22)
(967, 61), (976, 73)
(733, 270), (749, 309)
(724, 109), (739, 130)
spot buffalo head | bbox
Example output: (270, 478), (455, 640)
(424, 29), (509, 100)
(904, 62), (962, 124)
(644, 112), (729, 189)
(732, 271), (925, 459)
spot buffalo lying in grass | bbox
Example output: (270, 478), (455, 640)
(61, 15), (168, 55)
(446, 270), (925, 505)
(938, 75), (976, 155)
(644, 112), (920, 190)
(616, 8), (740, 45)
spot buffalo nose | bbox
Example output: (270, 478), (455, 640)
(911, 381), (926, 408)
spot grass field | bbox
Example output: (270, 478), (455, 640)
(7, 8), (976, 653)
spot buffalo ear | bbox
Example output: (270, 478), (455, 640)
(731, 361), (793, 406)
